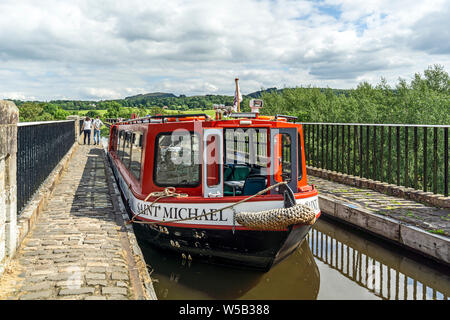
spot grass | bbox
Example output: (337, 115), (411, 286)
(428, 229), (446, 235)
(67, 109), (108, 116)
(164, 109), (216, 117)
(405, 211), (424, 220)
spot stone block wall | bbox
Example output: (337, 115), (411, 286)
(66, 115), (80, 141)
(0, 100), (19, 276)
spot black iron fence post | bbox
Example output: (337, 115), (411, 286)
(445, 127), (448, 197)
(423, 127), (428, 192)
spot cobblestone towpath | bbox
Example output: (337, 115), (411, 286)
(308, 175), (450, 237)
(0, 144), (154, 300)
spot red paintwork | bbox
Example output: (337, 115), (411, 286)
(108, 116), (317, 201)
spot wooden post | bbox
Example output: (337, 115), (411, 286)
(235, 78), (240, 113)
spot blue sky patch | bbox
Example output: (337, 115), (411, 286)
(317, 3), (342, 20)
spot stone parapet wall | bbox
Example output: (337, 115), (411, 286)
(66, 115), (80, 142)
(0, 100), (19, 276)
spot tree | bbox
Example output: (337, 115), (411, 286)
(18, 102), (44, 122)
(423, 64), (450, 93)
(105, 101), (121, 118)
(86, 110), (100, 118)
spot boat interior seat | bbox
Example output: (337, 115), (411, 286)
(224, 164), (251, 196)
(224, 166), (234, 196)
(224, 166), (233, 181)
(224, 164), (251, 181)
(237, 175), (267, 196)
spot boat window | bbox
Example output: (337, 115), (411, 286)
(154, 132), (201, 187)
(122, 131), (132, 168)
(281, 133), (292, 182)
(274, 133), (292, 183)
(110, 126), (118, 152)
(255, 129), (268, 167)
(130, 131), (144, 181)
(298, 132), (303, 181)
(117, 130), (124, 159)
(225, 128), (268, 168)
(223, 128), (268, 196)
(206, 134), (220, 187)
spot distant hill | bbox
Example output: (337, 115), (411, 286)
(245, 87), (282, 98)
(245, 87), (353, 98)
(125, 92), (177, 100)
(124, 88), (284, 100)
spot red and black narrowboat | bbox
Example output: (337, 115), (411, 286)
(107, 105), (321, 271)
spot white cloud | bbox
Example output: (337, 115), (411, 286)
(0, 91), (37, 101)
(0, 0), (448, 100)
(80, 87), (122, 100)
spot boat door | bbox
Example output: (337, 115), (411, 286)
(270, 128), (298, 194)
(203, 128), (224, 198)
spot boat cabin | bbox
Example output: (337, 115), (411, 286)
(108, 113), (310, 201)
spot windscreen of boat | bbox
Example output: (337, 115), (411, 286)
(223, 128), (268, 195)
(154, 131), (201, 187)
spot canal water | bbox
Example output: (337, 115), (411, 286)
(137, 216), (450, 300)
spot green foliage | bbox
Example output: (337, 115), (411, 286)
(85, 110), (101, 118)
(32, 93), (234, 113)
(104, 101), (121, 118)
(260, 65), (449, 125)
(18, 102), (69, 122)
(100, 126), (110, 137)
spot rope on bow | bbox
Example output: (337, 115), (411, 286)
(126, 187), (188, 225)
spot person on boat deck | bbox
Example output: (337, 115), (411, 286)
(93, 116), (104, 145)
(81, 117), (92, 145)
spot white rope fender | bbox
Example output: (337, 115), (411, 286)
(235, 203), (317, 230)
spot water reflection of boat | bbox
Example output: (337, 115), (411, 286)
(238, 240), (320, 300)
(310, 217), (450, 300)
(137, 235), (319, 300)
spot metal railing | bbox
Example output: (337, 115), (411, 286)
(16, 120), (75, 214)
(300, 123), (449, 196)
(309, 220), (449, 300)
(105, 118), (120, 124)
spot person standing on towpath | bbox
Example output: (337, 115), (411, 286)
(93, 116), (104, 145)
(81, 117), (92, 145)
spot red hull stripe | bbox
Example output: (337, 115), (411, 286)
(130, 192), (319, 203)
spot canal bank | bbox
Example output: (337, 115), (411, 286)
(0, 143), (156, 300)
(308, 175), (450, 266)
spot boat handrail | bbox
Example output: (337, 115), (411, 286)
(111, 113), (211, 126)
(275, 114), (298, 122)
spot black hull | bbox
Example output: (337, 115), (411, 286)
(128, 205), (312, 271)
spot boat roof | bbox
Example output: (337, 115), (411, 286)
(112, 112), (298, 127)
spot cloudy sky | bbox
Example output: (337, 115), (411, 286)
(0, 0), (449, 101)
